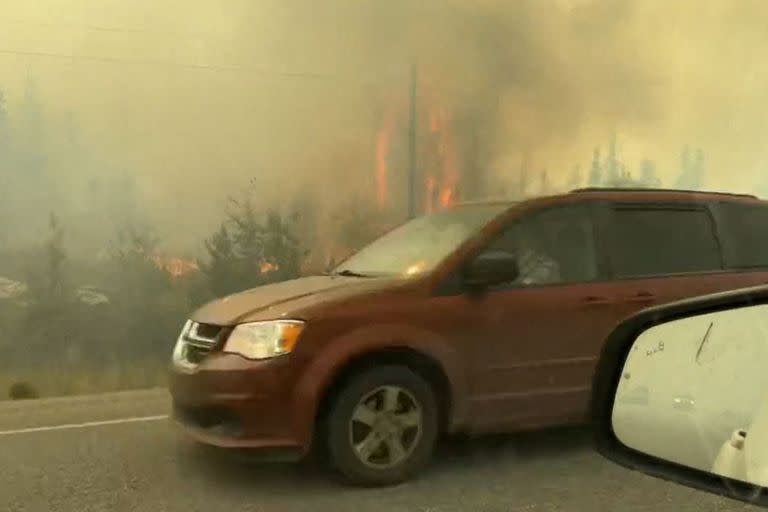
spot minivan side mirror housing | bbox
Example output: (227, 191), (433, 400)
(463, 250), (520, 288)
(591, 284), (768, 508)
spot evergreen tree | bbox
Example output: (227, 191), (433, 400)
(109, 223), (171, 299)
(199, 224), (242, 297)
(567, 164), (582, 190)
(261, 208), (304, 282)
(25, 213), (70, 307)
(588, 147), (602, 186)
(691, 148), (705, 190)
(639, 159), (661, 188)
(675, 145), (692, 189)
(539, 169), (549, 195)
(605, 132), (620, 183)
(517, 153), (530, 198)
(198, 197), (308, 299)
(227, 197), (265, 267)
(18, 212), (77, 368)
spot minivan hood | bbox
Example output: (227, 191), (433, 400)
(190, 275), (406, 326)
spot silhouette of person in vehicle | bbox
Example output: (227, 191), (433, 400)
(515, 232), (561, 285)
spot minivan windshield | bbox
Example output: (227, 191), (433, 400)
(333, 204), (509, 277)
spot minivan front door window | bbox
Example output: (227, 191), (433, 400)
(476, 204), (598, 287)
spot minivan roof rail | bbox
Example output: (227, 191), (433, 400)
(570, 187), (758, 199)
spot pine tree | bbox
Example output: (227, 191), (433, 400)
(675, 145), (692, 189)
(199, 197), (308, 298)
(517, 153), (530, 198)
(540, 169), (549, 195)
(639, 159), (661, 188)
(606, 132), (620, 183)
(567, 164), (582, 190)
(109, 223), (170, 299)
(588, 147), (602, 186)
(227, 197), (265, 266)
(18, 212), (76, 368)
(24, 212), (70, 307)
(691, 148), (705, 190)
(45, 213), (67, 301)
(200, 224), (242, 297)
(261, 208), (303, 282)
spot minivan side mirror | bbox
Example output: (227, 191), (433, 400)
(463, 250), (520, 288)
(592, 284), (768, 508)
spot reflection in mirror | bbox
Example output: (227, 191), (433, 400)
(612, 304), (768, 487)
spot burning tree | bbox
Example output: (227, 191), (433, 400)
(197, 197), (306, 300)
(372, 75), (465, 217)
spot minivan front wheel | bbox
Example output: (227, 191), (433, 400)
(325, 365), (439, 486)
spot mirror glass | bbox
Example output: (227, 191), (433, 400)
(612, 303), (768, 487)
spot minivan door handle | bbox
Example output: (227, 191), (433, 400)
(626, 291), (656, 304)
(583, 295), (612, 306)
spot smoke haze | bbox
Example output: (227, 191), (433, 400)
(2, 0), (768, 252)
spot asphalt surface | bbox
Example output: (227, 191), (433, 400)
(0, 389), (761, 512)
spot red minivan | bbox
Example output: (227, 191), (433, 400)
(170, 188), (768, 485)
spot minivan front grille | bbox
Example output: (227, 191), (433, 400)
(192, 323), (222, 341)
(179, 322), (224, 365)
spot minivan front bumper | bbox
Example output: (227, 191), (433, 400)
(169, 353), (306, 455)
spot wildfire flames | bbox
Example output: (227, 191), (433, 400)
(374, 75), (459, 214)
(429, 104), (459, 211)
(375, 109), (396, 209)
(150, 255), (280, 279)
(152, 255), (199, 278)
(260, 261), (279, 273)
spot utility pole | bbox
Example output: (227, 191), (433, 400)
(407, 62), (418, 219)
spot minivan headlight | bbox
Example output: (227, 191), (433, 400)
(223, 320), (305, 360)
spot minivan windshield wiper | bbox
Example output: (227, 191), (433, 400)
(329, 269), (372, 278)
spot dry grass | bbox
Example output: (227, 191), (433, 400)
(0, 360), (169, 400)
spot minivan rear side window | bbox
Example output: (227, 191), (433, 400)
(717, 202), (768, 269)
(607, 206), (721, 278)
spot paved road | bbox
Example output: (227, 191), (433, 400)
(0, 389), (759, 512)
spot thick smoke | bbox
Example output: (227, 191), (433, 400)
(2, 0), (768, 252)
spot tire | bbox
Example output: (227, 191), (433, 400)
(325, 365), (439, 486)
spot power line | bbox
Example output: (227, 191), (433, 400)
(4, 16), (221, 40)
(0, 48), (338, 79)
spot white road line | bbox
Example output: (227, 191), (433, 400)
(0, 414), (169, 437)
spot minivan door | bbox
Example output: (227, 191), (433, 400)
(708, 201), (768, 289)
(596, 202), (727, 329)
(462, 202), (622, 431)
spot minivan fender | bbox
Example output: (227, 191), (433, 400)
(290, 323), (470, 450)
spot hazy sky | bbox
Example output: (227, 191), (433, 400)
(3, 0), (768, 252)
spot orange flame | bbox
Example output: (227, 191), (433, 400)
(260, 261), (279, 273)
(428, 102), (458, 209)
(375, 110), (396, 209)
(153, 255), (199, 278)
(373, 74), (460, 215)
(425, 176), (437, 213)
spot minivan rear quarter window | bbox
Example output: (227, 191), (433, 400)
(607, 206), (722, 278)
(717, 202), (768, 269)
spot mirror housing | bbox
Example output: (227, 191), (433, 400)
(463, 250), (519, 288)
(591, 284), (768, 507)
